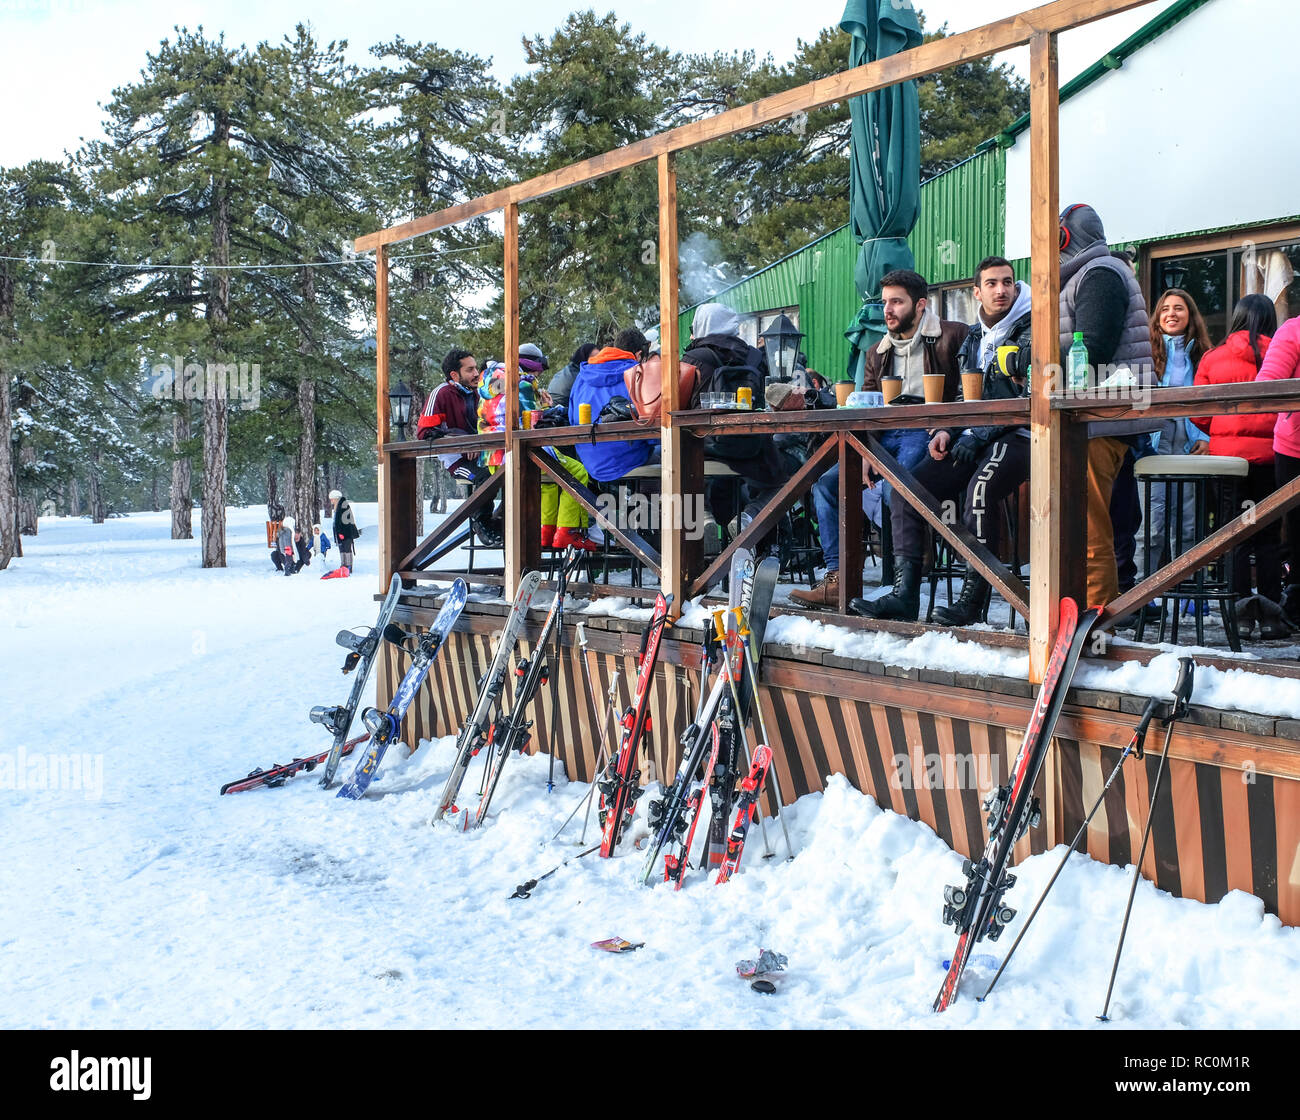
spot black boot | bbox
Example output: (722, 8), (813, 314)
(933, 571), (991, 627)
(849, 559), (921, 621)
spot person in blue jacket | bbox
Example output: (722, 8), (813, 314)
(567, 327), (658, 482)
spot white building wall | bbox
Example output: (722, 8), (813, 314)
(1004, 0), (1299, 259)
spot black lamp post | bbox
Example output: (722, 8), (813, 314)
(1161, 263), (1190, 292)
(759, 314), (806, 381)
(389, 380), (414, 441)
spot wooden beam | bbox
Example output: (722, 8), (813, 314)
(1028, 30), (1069, 682)
(1104, 472), (1300, 626)
(658, 152), (688, 614)
(688, 434), (840, 598)
(396, 471), (503, 572)
(503, 201), (526, 595)
(530, 449), (662, 573)
(847, 432), (1030, 619)
(352, 0), (1158, 251)
(673, 399), (1030, 435)
(1054, 379), (1300, 422)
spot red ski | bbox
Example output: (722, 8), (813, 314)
(714, 745), (773, 884)
(220, 734), (367, 794)
(664, 724), (722, 889)
(598, 593), (671, 857)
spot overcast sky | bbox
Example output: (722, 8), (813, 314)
(2, 0), (1180, 168)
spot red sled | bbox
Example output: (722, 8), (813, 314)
(321, 566), (351, 580)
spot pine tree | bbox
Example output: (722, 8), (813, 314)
(501, 12), (673, 357)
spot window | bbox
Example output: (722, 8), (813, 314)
(1149, 230), (1300, 344)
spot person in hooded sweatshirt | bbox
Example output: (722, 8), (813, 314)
(546, 342), (596, 411)
(567, 328), (658, 482)
(1054, 203), (1161, 611)
(847, 257), (1033, 623)
(681, 302), (793, 537)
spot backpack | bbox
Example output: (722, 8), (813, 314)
(697, 363), (765, 460)
(624, 355), (701, 422)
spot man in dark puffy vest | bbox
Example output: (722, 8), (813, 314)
(1057, 203), (1161, 609)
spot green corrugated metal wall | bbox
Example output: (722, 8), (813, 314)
(909, 148), (1006, 285)
(680, 148), (1007, 380)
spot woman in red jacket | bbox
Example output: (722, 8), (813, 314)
(1194, 294), (1279, 603)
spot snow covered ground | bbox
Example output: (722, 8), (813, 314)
(1, 508), (1296, 1029)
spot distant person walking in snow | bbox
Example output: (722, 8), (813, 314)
(330, 490), (359, 573)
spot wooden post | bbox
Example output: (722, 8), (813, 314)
(376, 244), (394, 590)
(503, 202), (534, 593)
(837, 433), (863, 613)
(1027, 31), (1085, 681)
(658, 153), (691, 612)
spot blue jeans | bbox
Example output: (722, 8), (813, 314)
(812, 428), (930, 572)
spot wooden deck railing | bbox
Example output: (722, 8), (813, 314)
(358, 0), (1300, 680)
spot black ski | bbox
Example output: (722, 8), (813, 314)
(472, 549), (577, 825)
(432, 570), (544, 823)
(933, 597), (1101, 1011)
(314, 573), (404, 788)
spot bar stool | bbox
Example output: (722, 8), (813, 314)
(924, 494), (1023, 628)
(1134, 454), (1247, 652)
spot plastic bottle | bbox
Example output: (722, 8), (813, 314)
(1067, 331), (1090, 392)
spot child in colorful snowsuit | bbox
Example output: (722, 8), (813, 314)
(477, 359), (597, 550)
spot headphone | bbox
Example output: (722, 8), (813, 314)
(1059, 203), (1089, 251)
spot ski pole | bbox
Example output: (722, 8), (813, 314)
(977, 686), (1175, 1003)
(1098, 658), (1194, 1022)
(712, 610), (774, 860)
(509, 844), (601, 899)
(550, 670), (619, 845)
(731, 608), (795, 862)
(546, 551), (576, 794)
(578, 669), (622, 844)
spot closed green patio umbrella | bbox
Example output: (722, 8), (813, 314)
(840, 0), (923, 386)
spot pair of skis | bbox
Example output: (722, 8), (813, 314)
(336, 578), (470, 800)
(640, 551), (784, 888)
(933, 597), (1102, 1012)
(436, 547), (580, 827)
(221, 574), (405, 795)
(595, 591), (672, 857)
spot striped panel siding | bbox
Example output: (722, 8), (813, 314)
(376, 623), (1300, 925)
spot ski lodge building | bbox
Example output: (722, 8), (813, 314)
(358, 0), (1300, 927)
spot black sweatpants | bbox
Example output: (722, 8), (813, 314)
(890, 435), (1031, 561)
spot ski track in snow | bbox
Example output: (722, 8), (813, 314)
(1, 508), (1296, 1029)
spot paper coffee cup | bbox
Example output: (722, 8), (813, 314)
(835, 381), (854, 407)
(962, 372), (984, 402)
(923, 373), (945, 404)
(881, 377), (903, 404)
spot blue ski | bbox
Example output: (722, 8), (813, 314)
(336, 579), (469, 801)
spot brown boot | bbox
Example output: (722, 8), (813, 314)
(790, 570), (840, 609)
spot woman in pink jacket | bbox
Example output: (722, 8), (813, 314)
(1256, 309), (1300, 622)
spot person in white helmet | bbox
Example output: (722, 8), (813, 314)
(330, 489), (359, 573)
